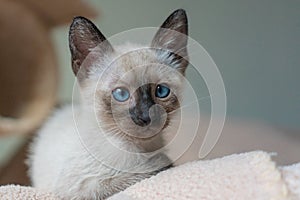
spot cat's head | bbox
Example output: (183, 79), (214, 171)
(69, 9), (188, 144)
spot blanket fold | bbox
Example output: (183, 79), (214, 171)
(0, 151), (299, 200)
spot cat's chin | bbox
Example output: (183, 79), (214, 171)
(120, 128), (166, 153)
(119, 126), (164, 141)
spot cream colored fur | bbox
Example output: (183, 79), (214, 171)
(27, 44), (180, 200)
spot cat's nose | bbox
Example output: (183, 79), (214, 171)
(136, 115), (151, 127)
(129, 107), (152, 127)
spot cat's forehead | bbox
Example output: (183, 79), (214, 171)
(114, 45), (157, 70)
(113, 48), (179, 84)
(89, 44), (182, 91)
(109, 46), (159, 83)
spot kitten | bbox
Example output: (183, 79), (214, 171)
(28, 9), (189, 200)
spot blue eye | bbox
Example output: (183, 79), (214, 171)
(112, 87), (130, 102)
(155, 84), (170, 98)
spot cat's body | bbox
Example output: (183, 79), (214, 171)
(29, 105), (171, 199)
(28, 9), (188, 200)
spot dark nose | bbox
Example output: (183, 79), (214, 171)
(135, 113), (151, 127)
(136, 114), (151, 127)
(129, 107), (152, 127)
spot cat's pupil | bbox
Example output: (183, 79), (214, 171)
(155, 84), (170, 98)
(112, 87), (130, 102)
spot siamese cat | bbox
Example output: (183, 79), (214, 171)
(28, 9), (189, 200)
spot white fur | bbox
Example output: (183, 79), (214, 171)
(28, 104), (170, 200)
(28, 43), (173, 200)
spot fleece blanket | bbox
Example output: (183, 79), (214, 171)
(0, 151), (299, 200)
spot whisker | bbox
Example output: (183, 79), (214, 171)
(166, 94), (214, 116)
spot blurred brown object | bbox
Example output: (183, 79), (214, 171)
(0, 0), (97, 135)
(0, 138), (30, 186)
(13, 0), (98, 28)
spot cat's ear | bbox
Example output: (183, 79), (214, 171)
(69, 16), (113, 76)
(151, 9), (188, 73)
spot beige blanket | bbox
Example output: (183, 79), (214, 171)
(0, 151), (299, 200)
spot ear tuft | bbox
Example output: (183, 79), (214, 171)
(160, 9), (188, 36)
(69, 16), (113, 76)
